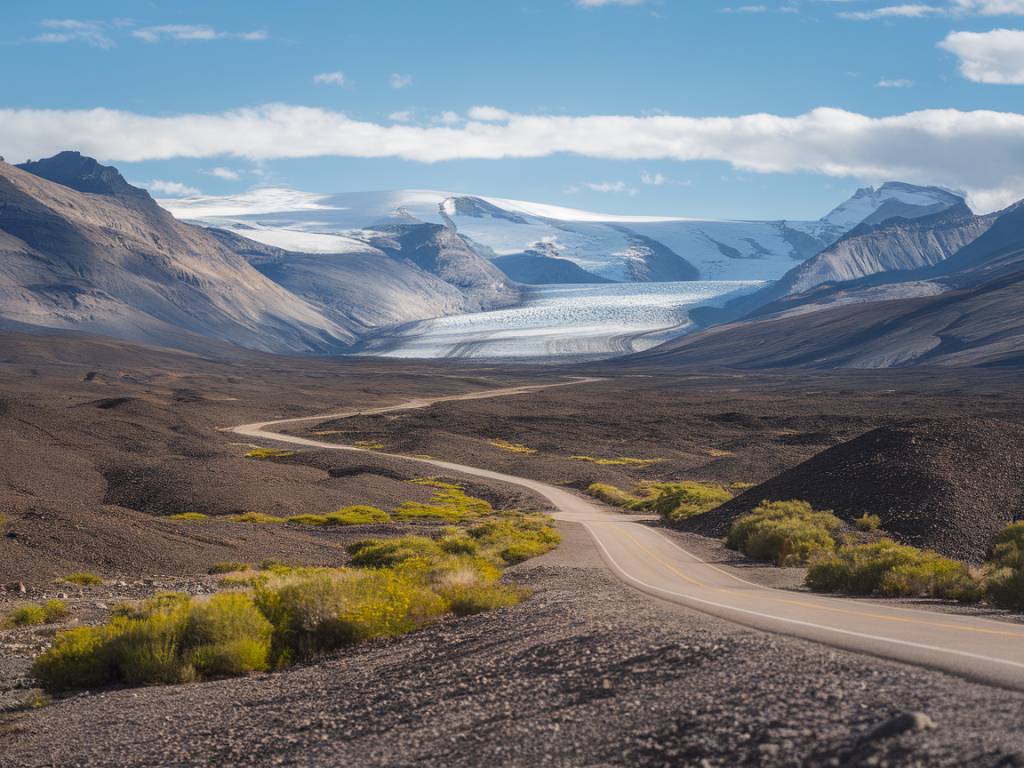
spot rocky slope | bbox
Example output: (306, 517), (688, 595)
(0, 153), (353, 353)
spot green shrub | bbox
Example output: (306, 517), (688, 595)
(228, 512), (285, 524)
(208, 562), (251, 575)
(8, 604), (46, 627)
(489, 439), (536, 454)
(983, 522), (1024, 609)
(442, 583), (529, 616)
(466, 515), (560, 566)
(645, 481), (732, 522)
(328, 505), (390, 525)
(245, 447), (295, 459)
(587, 482), (640, 508)
(570, 455), (661, 467)
(43, 599), (69, 623)
(807, 539), (979, 601)
(32, 592), (272, 692)
(63, 572), (103, 586)
(169, 512), (209, 521)
(347, 536), (443, 568)
(253, 569), (445, 664)
(394, 483), (492, 522)
(988, 522), (1024, 570)
(286, 514), (330, 525)
(854, 513), (882, 532)
(727, 500), (841, 566)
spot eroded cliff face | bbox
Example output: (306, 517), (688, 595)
(779, 204), (994, 296)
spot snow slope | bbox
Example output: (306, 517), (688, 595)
(161, 183), (964, 284)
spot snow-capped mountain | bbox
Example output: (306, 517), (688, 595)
(162, 183), (964, 285)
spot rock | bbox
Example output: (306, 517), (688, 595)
(862, 711), (936, 743)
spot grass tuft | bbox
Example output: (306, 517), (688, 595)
(208, 562), (251, 575)
(642, 481), (732, 522)
(570, 455), (661, 467)
(489, 439), (536, 454)
(228, 512), (286, 524)
(354, 441), (385, 450)
(245, 447), (295, 459)
(587, 482), (640, 508)
(63, 572), (103, 586)
(288, 506), (390, 527)
(169, 512), (209, 521)
(854, 513), (882, 532)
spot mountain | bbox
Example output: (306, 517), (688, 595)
(0, 153), (355, 353)
(622, 197), (1024, 369)
(0, 152), (515, 354)
(165, 185), (946, 286)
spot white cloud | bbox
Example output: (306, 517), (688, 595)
(877, 77), (915, 86)
(940, 28), (1024, 82)
(467, 106), (512, 122)
(33, 19), (114, 49)
(840, 4), (944, 19)
(721, 5), (770, 12)
(143, 180), (200, 197)
(569, 181), (639, 195)
(203, 167), (241, 181)
(953, 0), (1024, 14)
(388, 110), (413, 122)
(641, 171), (667, 185)
(313, 71), (346, 86)
(390, 73), (413, 89)
(132, 25), (267, 43)
(434, 110), (462, 125)
(8, 103), (1024, 212)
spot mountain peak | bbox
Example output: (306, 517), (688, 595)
(17, 151), (148, 200)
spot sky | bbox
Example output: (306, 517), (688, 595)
(3, 0), (1024, 219)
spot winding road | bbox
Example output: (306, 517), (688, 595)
(231, 378), (1024, 692)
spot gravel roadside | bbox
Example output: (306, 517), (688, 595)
(3, 522), (1024, 767)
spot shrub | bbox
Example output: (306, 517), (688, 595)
(570, 455), (661, 467)
(807, 539), (979, 601)
(228, 512), (285, 524)
(442, 583), (529, 617)
(43, 599), (69, 623)
(245, 447), (295, 459)
(353, 441), (385, 450)
(347, 536), (443, 568)
(730, 482), (756, 491)
(208, 562), (251, 575)
(169, 512), (209, 521)
(854, 513), (882, 532)
(32, 592), (272, 692)
(393, 484), (492, 522)
(489, 439), (536, 454)
(587, 482), (640, 508)
(727, 500), (841, 566)
(467, 515), (561, 566)
(63, 572), (103, 586)
(983, 522), (1024, 609)
(287, 514), (330, 525)
(329, 505), (389, 525)
(8, 604), (46, 627)
(253, 569), (445, 664)
(646, 481), (732, 522)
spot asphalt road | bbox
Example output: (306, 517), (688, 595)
(231, 379), (1024, 692)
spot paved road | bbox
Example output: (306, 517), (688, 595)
(231, 379), (1024, 692)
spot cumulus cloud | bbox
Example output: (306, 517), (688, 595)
(33, 19), (114, 49)
(390, 73), (413, 89)
(202, 167), (241, 181)
(877, 77), (915, 86)
(641, 171), (667, 185)
(839, 4), (944, 20)
(939, 28), (1024, 82)
(388, 110), (413, 122)
(132, 25), (267, 43)
(142, 180), (200, 197)
(313, 71), (346, 86)
(7, 103), (1024, 211)
(467, 106), (512, 121)
(952, 0), (1024, 14)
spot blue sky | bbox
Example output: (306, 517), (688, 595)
(3, 0), (1024, 218)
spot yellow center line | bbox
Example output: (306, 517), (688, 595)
(604, 524), (1024, 640)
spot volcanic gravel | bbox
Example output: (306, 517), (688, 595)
(685, 418), (1024, 562)
(3, 523), (1024, 767)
